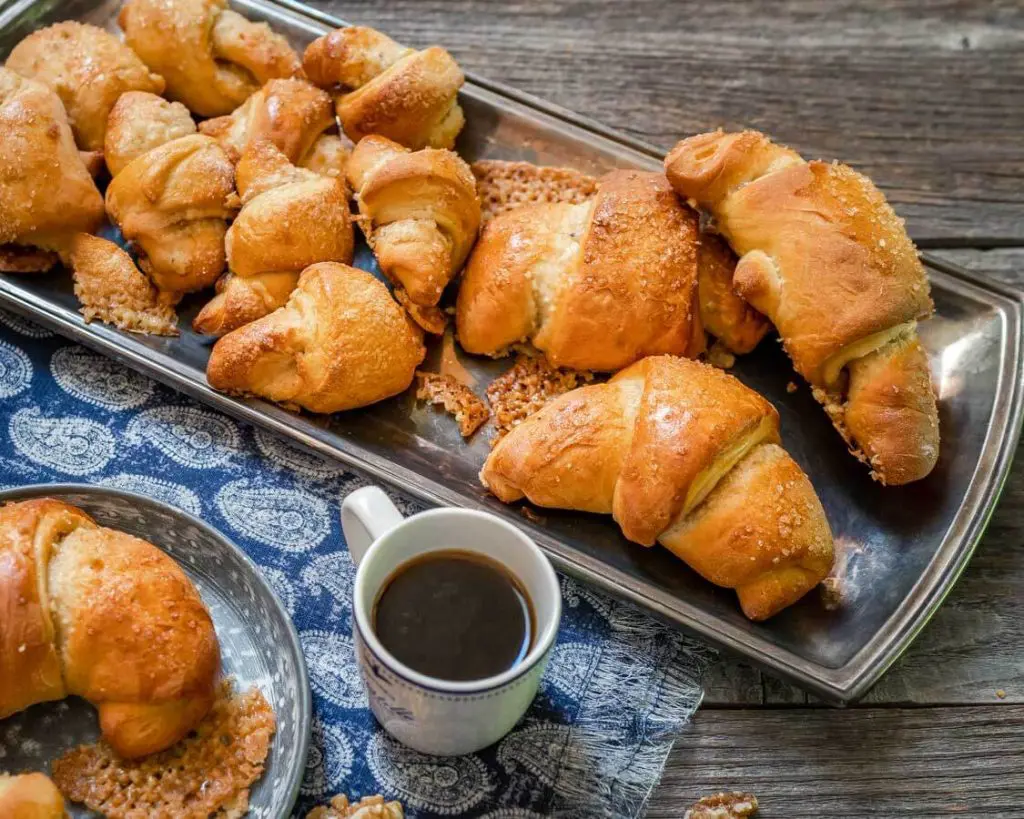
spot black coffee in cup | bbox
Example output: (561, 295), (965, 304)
(372, 549), (535, 681)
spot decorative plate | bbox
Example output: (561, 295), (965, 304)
(0, 483), (311, 818)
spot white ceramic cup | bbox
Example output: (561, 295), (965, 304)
(341, 485), (561, 756)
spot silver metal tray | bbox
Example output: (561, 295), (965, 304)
(1, 0), (1022, 703)
(0, 484), (311, 818)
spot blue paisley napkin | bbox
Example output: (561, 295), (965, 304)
(0, 308), (710, 819)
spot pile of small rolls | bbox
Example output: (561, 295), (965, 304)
(0, 0), (940, 621)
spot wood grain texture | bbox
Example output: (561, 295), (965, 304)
(308, 0), (1024, 243)
(649, 706), (1024, 817)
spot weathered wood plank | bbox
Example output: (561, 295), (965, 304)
(651, 706), (1024, 817)
(310, 0), (1024, 243)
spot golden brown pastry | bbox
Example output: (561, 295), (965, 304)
(69, 234), (178, 336)
(0, 498), (219, 758)
(193, 140), (354, 336)
(5, 21), (165, 152)
(665, 130), (939, 484)
(119, 0), (302, 117)
(303, 26), (464, 150)
(307, 794), (404, 819)
(199, 78), (345, 175)
(456, 169), (703, 371)
(106, 133), (237, 301)
(104, 91), (197, 178)
(697, 233), (771, 355)
(0, 773), (67, 819)
(207, 262), (425, 413)
(482, 356), (834, 620)
(0, 69), (104, 272)
(347, 135), (480, 312)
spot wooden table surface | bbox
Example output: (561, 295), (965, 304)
(309, 2), (1024, 814)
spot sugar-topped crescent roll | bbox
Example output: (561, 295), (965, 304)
(6, 21), (165, 152)
(105, 92), (238, 301)
(199, 78), (348, 177)
(207, 262), (425, 413)
(303, 26), (464, 150)
(482, 355), (834, 620)
(0, 68), (104, 273)
(347, 135), (480, 313)
(0, 498), (220, 759)
(193, 140), (354, 336)
(665, 130), (938, 485)
(456, 169), (704, 371)
(119, 0), (302, 117)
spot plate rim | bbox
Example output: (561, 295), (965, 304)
(0, 482), (312, 816)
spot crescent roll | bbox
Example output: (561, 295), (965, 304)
(193, 140), (354, 336)
(456, 169), (704, 371)
(5, 21), (165, 152)
(347, 135), (480, 313)
(665, 130), (939, 484)
(303, 26), (465, 150)
(0, 498), (219, 759)
(483, 356), (834, 620)
(119, 0), (301, 117)
(207, 262), (425, 413)
(0, 69), (104, 273)
(199, 78), (348, 176)
(105, 125), (237, 300)
(104, 91), (198, 178)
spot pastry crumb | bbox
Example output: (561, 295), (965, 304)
(472, 160), (598, 225)
(395, 287), (447, 334)
(786, 381), (798, 393)
(684, 791), (759, 818)
(306, 794), (403, 818)
(52, 679), (275, 819)
(485, 354), (594, 444)
(706, 340), (736, 370)
(819, 576), (843, 610)
(416, 371), (489, 437)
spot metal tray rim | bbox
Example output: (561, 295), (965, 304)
(0, 0), (1021, 703)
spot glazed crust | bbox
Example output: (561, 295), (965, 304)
(0, 498), (219, 759)
(104, 92), (197, 178)
(665, 130), (939, 484)
(303, 26), (464, 150)
(456, 170), (702, 371)
(193, 140), (354, 336)
(206, 262), (425, 413)
(347, 135), (480, 309)
(198, 78), (338, 169)
(0, 69), (104, 263)
(6, 21), (165, 152)
(482, 356), (833, 620)
(105, 133), (238, 300)
(119, 0), (301, 117)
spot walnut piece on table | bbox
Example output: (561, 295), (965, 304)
(485, 354), (594, 444)
(684, 792), (759, 818)
(416, 371), (489, 437)
(307, 794), (404, 818)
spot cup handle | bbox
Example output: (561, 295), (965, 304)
(341, 486), (406, 566)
